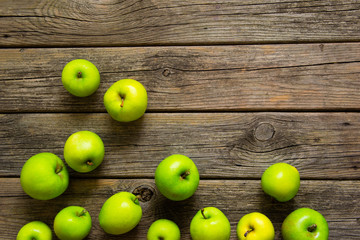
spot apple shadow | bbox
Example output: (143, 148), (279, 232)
(258, 193), (297, 239)
(58, 86), (104, 113)
(105, 113), (146, 143)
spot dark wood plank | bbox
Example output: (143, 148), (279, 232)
(1, 112), (359, 179)
(1, 43), (360, 112)
(1, 178), (359, 239)
(1, 0), (360, 47)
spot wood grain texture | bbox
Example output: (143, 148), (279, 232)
(1, 112), (359, 179)
(1, 178), (359, 239)
(1, 1), (359, 240)
(1, 43), (360, 112)
(1, 0), (360, 47)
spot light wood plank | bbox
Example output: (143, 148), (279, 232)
(0, 0), (360, 46)
(1, 112), (359, 179)
(1, 178), (359, 239)
(1, 43), (360, 112)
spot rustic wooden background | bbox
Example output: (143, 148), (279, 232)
(1, 0), (360, 239)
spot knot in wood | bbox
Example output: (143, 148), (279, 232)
(132, 185), (154, 202)
(254, 123), (275, 141)
(162, 68), (171, 77)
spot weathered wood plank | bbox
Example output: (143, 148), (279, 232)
(1, 112), (359, 179)
(1, 0), (360, 47)
(1, 43), (360, 112)
(1, 178), (359, 239)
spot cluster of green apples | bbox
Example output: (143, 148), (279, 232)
(19, 128), (105, 240)
(152, 160), (329, 240)
(234, 162), (329, 240)
(17, 59), (329, 240)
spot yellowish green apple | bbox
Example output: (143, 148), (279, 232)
(104, 79), (147, 122)
(282, 208), (329, 240)
(147, 219), (181, 240)
(54, 206), (92, 240)
(261, 163), (300, 202)
(16, 221), (52, 240)
(63, 130), (105, 173)
(190, 207), (231, 240)
(99, 191), (142, 235)
(237, 212), (275, 240)
(20, 152), (69, 200)
(155, 154), (200, 201)
(61, 59), (100, 97)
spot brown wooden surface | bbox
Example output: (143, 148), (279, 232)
(1, 0), (360, 239)
(1, 0), (360, 46)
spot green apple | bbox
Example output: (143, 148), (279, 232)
(20, 152), (69, 200)
(282, 208), (329, 240)
(237, 212), (275, 240)
(155, 154), (200, 201)
(261, 162), (300, 202)
(147, 219), (181, 240)
(63, 130), (105, 173)
(17, 221), (52, 240)
(99, 191), (142, 235)
(61, 59), (100, 97)
(190, 207), (231, 240)
(103, 79), (147, 122)
(54, 206), (92, 240)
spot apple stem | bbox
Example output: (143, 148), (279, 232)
(307, 224), (317, 232)
(134, 195), (141, 203)
(244, 228), (253, 237)
(180, 170), (190, 179)
(120, 97), (124, 108)
(201, 208), (207, 219)
(86, 160), (94, 166)
(76, 209), (87, 217)
(77, 71), (82, 78)
(55, 164), (63, 174)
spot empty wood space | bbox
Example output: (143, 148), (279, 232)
(1, 0), (359, 239)
(1, 0), (360, 46)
